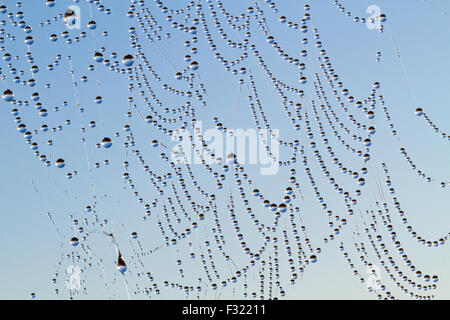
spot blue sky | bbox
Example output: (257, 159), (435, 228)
(0, 0), (448, 300)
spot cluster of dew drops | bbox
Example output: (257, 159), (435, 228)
(1, 0), (448, 301)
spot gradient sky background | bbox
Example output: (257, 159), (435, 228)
(0, 0), (449, 300)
